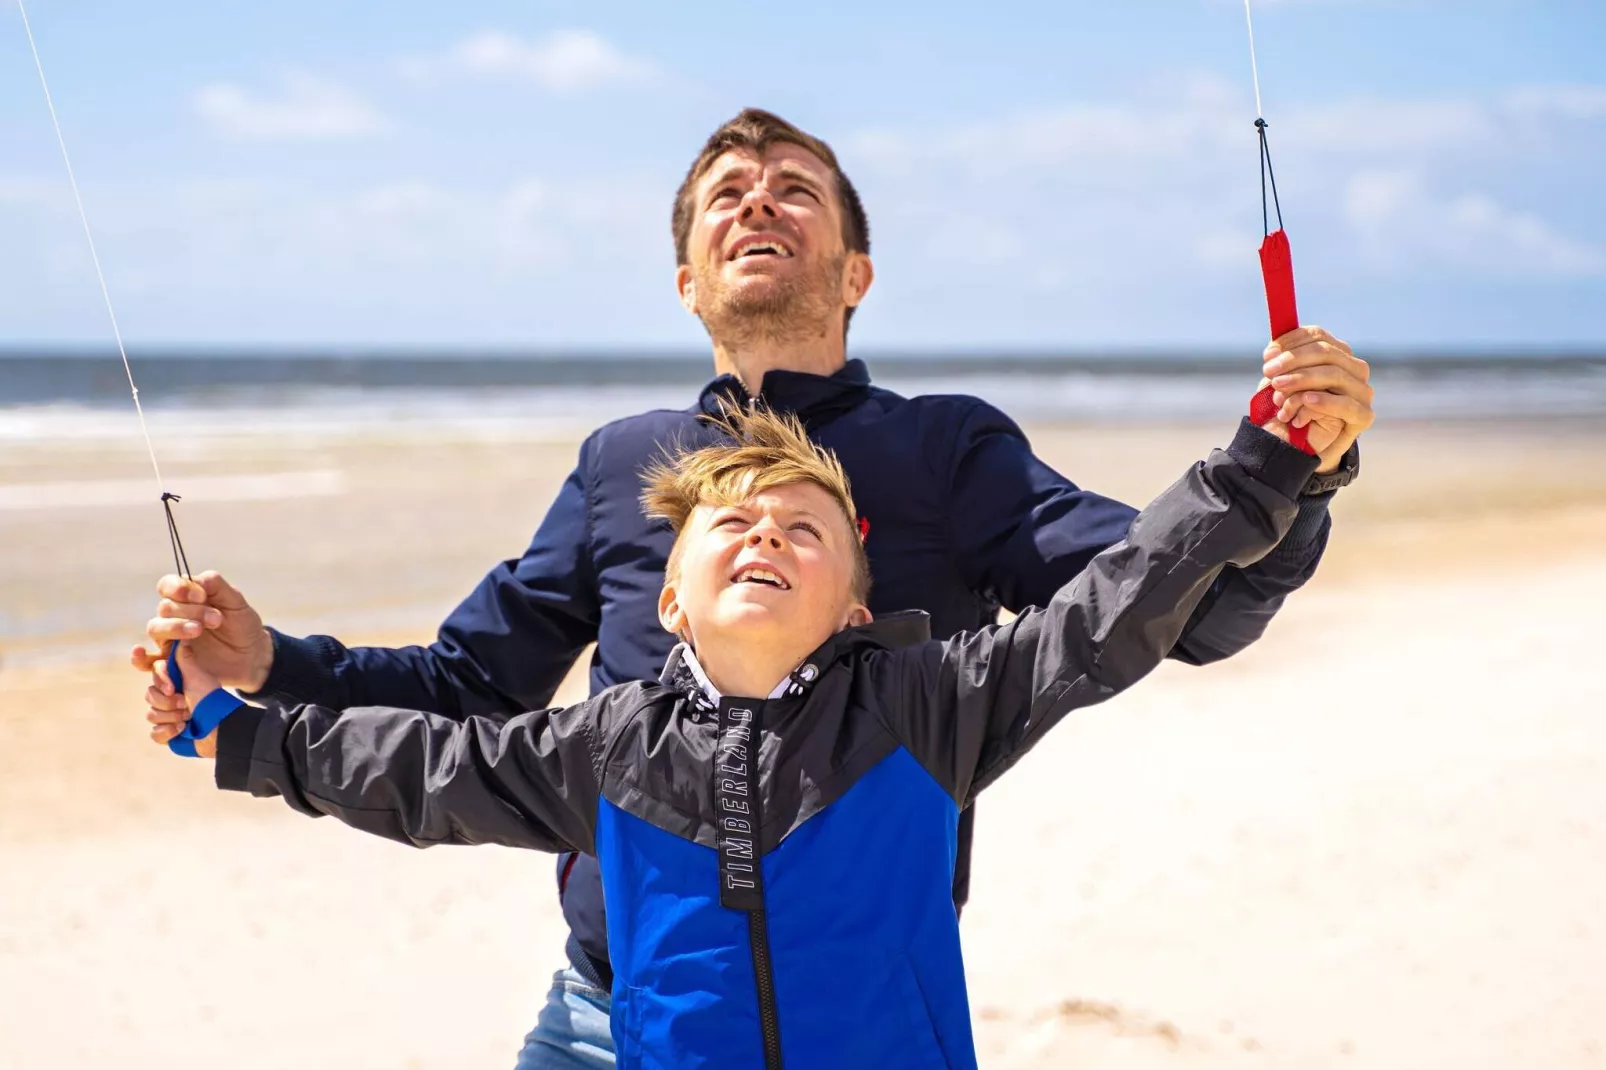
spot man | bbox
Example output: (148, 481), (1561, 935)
(137, 109), (1372, 1068)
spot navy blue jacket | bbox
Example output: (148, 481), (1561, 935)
(252, 359), (1334, 984)
(219, 422), (1323, 1069)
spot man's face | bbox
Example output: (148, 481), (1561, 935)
(676, 144), (872, 338)
(659, 481), (869, 657)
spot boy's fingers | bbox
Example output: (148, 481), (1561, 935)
(149, 724), (182, 745)
(130, 645), (159, 673)
(146, 680), (184, 710)
(152, 656), (174, 696)
(147, 706), (190, 726)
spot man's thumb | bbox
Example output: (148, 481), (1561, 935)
(198, 570), (246, 608)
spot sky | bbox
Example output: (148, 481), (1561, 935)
(1, 0), (1602, 351)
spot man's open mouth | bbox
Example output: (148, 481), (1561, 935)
(728, 237), (795, 261)
(731, 565), (791, 590)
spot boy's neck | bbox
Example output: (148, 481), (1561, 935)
(693, 642), (803, 700)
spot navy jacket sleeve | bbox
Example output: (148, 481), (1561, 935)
(211, 691), (618, 855)
(944, 401), (1333, 666)
(880, 422), (1320, 806)
(246, 437), (604, 721)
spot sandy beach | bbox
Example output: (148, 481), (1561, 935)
(3, 417), (1605, 1069)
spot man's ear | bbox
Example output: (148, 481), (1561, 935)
(658, 582), (689, 641)
(841, 253), (874, 309)
(676, 264), (698, 316)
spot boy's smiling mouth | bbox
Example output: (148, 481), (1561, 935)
(731, 564), (791, 590)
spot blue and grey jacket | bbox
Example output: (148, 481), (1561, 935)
(212, 421), (1320, 1069)
(244, 362), (1339, 988)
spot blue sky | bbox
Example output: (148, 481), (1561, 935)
(2, 0), (1602, 350)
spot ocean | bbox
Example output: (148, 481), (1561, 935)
(3, 349), (1604, 444)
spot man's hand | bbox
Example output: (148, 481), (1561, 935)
(1256, 325), (1375, 473)
(129, 571), (273, 692)
(146, 645), (221, 758)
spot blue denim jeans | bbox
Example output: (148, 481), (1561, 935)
(514, 968), (616, 1070)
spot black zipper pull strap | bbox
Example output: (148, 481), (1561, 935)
(715, 702), (763, 910)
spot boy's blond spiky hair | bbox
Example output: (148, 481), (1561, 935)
(641, 402), (871, 602)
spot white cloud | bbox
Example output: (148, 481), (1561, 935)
(402, 30), (655, 92)
(844, 76), (1606, 286)
(1345, 168), (1605, 277)
(194, 74), (391, 140)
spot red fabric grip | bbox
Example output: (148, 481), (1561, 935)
(1251, 229), (1315, 455)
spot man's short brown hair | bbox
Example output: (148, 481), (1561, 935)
(672, 108), (872, 328)
(641, 402), (871, 604)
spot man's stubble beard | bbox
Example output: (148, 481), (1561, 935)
(697, 251), (845, 348)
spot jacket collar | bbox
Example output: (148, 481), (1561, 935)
(695, 359), (873, 429)
(658, 609), (932, 711)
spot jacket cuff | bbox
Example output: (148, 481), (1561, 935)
(1277, 492), (1333, 553)
(241, 628), (341, 708)
(1226, 417), (1322, 502)
(213, 705), (266, 793)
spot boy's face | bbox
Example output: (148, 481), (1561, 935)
(658, 480), (870, 658)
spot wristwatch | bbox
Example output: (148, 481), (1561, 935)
(1302, 441), (1360, 496)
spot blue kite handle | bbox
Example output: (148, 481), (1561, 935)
(165, 642), (246, 757)
(166, 641), (185, 695)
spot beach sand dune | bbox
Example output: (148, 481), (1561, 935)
(3, 420), (1604, 1069)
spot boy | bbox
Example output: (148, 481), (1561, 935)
(166, 403), (1324, 1069)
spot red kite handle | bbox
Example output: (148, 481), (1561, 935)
(1249, 229), (1315, 455)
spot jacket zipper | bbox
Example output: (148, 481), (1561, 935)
(714, 698), (784, 1068)
(748, 908), (784, 1068)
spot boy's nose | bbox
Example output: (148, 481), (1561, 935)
(746, 529), (783, 550)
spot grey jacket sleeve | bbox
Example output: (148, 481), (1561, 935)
(874, 421), (1320, 806)
(211, 687), (626, 855)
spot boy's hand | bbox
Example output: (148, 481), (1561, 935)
(130, 571), (274, 692)
(145, 645), (222, 758)
(1258, 326), (1375, 473)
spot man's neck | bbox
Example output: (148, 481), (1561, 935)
(710, 326), (847, 395)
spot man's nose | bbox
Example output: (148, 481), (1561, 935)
(739, 185), (780, 223)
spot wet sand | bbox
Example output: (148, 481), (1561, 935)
(3, 419), (1605, 1068)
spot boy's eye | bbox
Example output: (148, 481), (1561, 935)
(791, 521), (822, 539)
(715, 514), (747, 529)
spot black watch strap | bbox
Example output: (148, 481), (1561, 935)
(1302, 440), (1360, 496)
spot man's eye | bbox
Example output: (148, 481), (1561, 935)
(785, 185), (819, 202)
(710, 188), (740, 206)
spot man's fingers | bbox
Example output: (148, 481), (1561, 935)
(148, 616), (202, 643)
(156, 598), (223, 629)
(156, 573), (207, 604)
(196, 570), (251, 610)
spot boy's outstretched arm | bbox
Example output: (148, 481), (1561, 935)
(873, 419), (1323, 806)
(171, 649), (613, 855)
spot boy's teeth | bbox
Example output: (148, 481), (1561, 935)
(737, 567), (787, 589)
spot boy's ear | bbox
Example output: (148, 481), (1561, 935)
(842, 603), (872, 630)
(658, 583), (689, 641)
